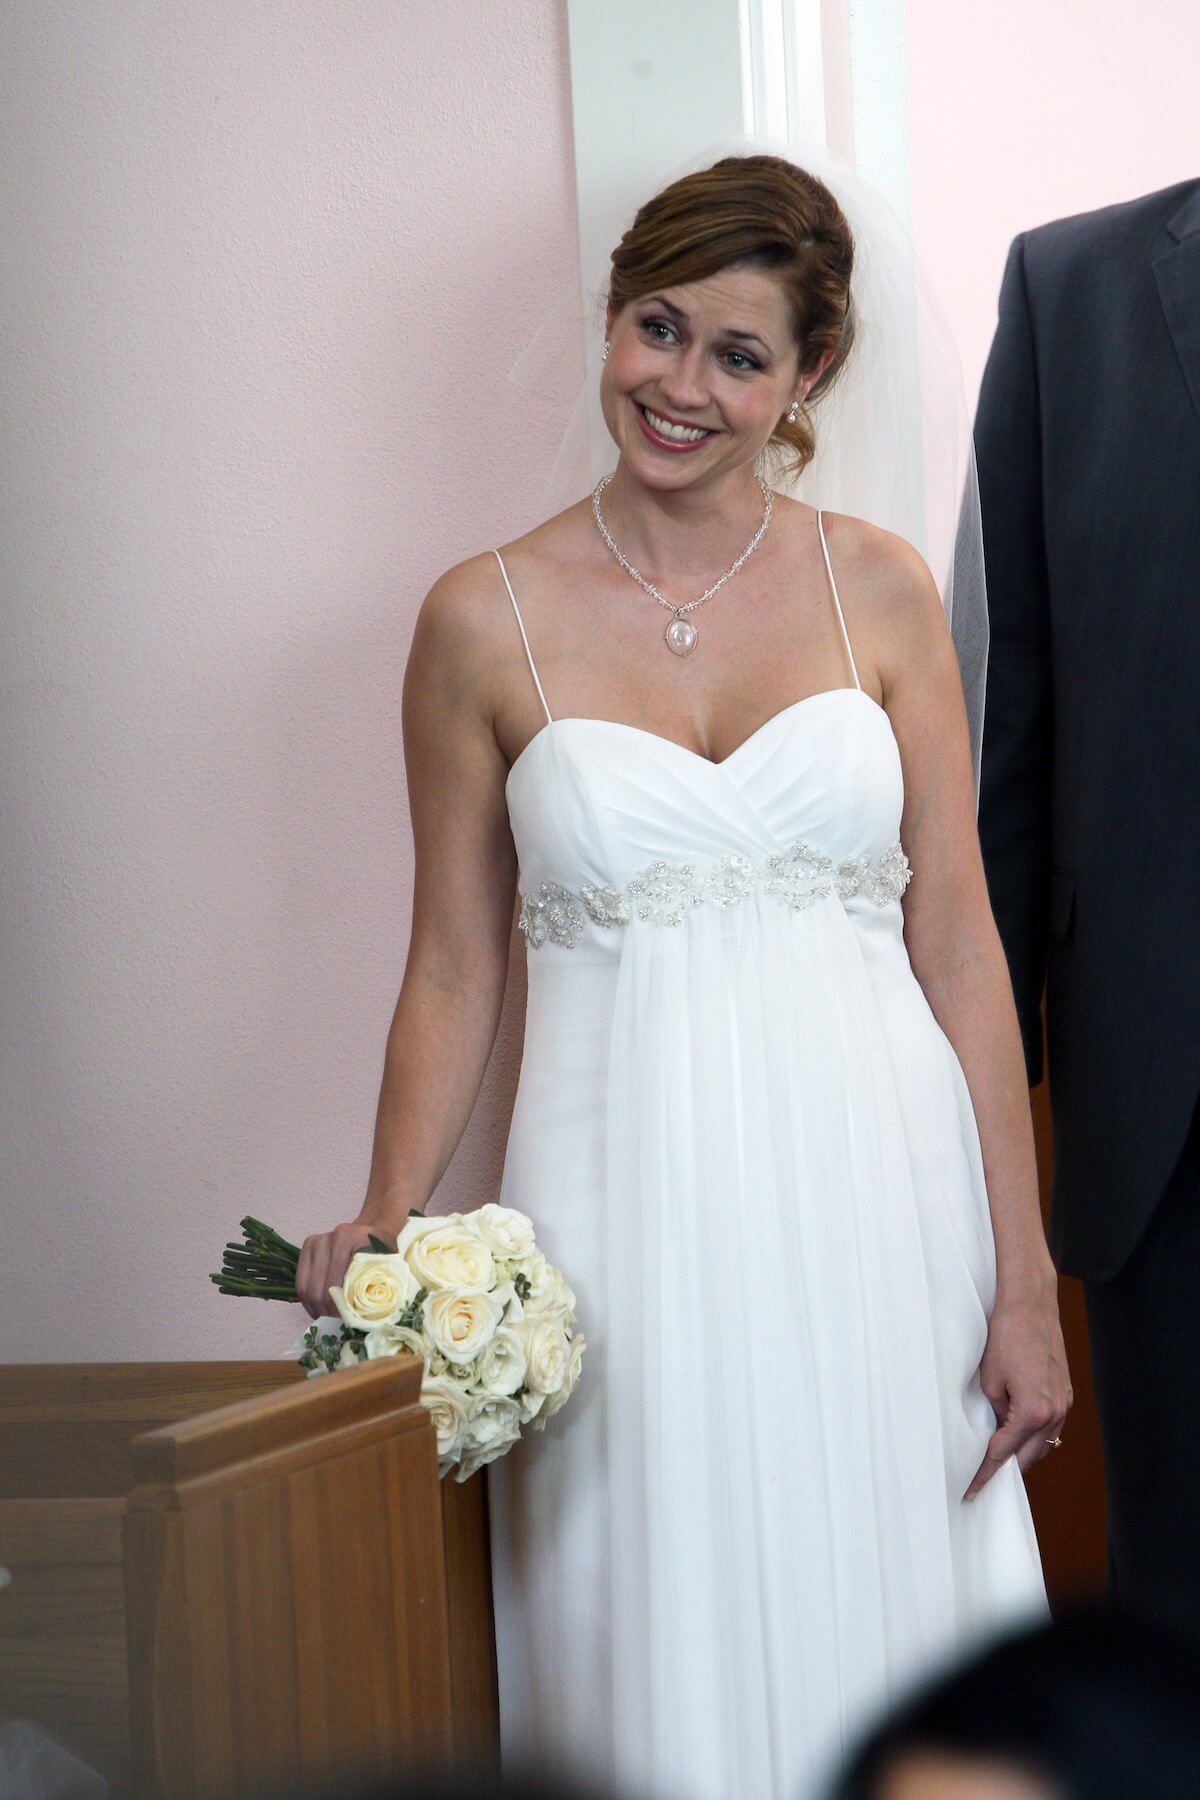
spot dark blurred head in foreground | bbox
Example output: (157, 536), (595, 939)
(248, 1598), (1200, 1800)
(826, 1597), (1200, 1800)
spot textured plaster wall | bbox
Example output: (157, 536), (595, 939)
(1, 3), (580, 1360)
(905, 0), (1200, 415)
(13, 2), (1192, 1364)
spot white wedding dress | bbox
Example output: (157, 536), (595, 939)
(486, 515), (1049, 1800)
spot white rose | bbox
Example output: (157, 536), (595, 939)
(522, 1249), (555, 1306)
(456, 1394), (522, 1480)
(330, 1253), (419, 1331)
(518, 1385), (547, 1425)
(469, 1203), (536, 1261)
(363, 1323), (427, 1366)
(420, 1371), (471, 1461)
(401, 1218), (496, 1294)
(475, 1325), (528, 1399)
(525, 1317), (569, 1396)
(527, 1267), (577, 1330)
(395, 1212), (466, 1262)
(489, 1277), (525, 1330)
(534, 1330), (586, 1427)
(425, 1287), (504, 1363)
(521, 1252), (575, 1320)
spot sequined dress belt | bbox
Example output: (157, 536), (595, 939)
(518, 837), (913, 950)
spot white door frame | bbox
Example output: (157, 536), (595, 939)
(563, 0), (913, 479)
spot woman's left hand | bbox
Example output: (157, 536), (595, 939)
(963, 1280), (1073, 1500)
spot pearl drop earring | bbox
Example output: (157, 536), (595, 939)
(787, 399), (799, 424)
(603, 340), (610, 361)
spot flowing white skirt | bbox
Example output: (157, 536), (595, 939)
(489, 888), (1048, 1800)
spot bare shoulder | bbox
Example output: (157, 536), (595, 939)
(405, 503), (593, 758)
(817, 508), (942, 625)
(400, 549), (527, 768)
(407, 546), (517, 700)
(413, 547), (510, 653)
(816, 508), (954, 713)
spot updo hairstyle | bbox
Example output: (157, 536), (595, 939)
(606, 154), (855, 481)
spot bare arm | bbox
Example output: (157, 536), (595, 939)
(841, 516), (1071, 1493)
(881, 536), (1051, 1301)
(296, 556), (519, 1318)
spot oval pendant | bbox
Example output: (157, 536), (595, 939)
(665, 614), (697, 656)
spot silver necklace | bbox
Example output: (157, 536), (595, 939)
(591, 470), (774, 657)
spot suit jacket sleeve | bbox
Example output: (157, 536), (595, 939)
(974, 233), (1054, 1088)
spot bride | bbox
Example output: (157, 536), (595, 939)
(294, 145), (1070, 1800)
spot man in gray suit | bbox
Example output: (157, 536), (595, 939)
(973, 177), (1200, 1633)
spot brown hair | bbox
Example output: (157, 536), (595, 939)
(606, 154), (855, 482)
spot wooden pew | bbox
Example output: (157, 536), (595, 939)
(0, 1359), (500, 1798)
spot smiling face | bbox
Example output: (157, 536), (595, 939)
(601, 263), (834, 491)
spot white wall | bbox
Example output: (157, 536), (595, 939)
(1, 3), (579, 1360)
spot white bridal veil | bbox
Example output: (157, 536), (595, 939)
(506, 130), (989, 806)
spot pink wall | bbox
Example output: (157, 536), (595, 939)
(905, 1), (1200, 415)
(6, 3), (1195, 1365)
(1, 3), (579, 1362)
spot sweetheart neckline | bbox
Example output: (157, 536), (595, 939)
(504, 684), (893, 796)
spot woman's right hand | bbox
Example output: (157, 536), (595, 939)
(294, 1217), (399, 1320)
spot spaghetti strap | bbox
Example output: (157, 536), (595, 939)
(816, 510), (862, 692)
(493, 548), (553, 726)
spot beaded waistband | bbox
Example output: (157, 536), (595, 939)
(518, 837), (912, 950)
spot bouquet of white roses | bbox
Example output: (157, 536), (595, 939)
(213, 1204), (586, 1482)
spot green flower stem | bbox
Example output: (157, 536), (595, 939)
(212, 1216), (310, 1305)
(221, 1248), (294, 1275)
(209, 1273), (297, 1300)
(240, 1217), (300, 1260)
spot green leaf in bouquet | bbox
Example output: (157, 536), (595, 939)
(396, 1285), (428, 1332)
(365, 1233), (394, 1254)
